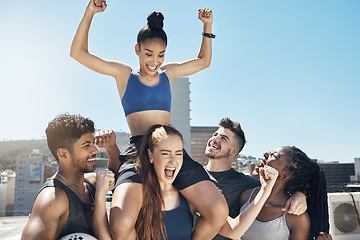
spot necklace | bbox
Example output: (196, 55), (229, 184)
(57, 173), (86, 196)
(264, 202), (284, 209)
(265, 203), (272, 208)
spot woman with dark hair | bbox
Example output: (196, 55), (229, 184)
(72, 1), (228, 239)
(219, 146), (331, 240)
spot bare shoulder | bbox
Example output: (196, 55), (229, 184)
(85, 172), (97, 186)
(286, 211), (310, 225)
(286, 211), (310, 238)
(239, 188), (257, 206)
(33, 186), (69, 214)
(21, 187), (69, 239)
(114, 63), (132, 81)
(160, 63), (180, 81)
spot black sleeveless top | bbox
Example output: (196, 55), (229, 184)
(37, 177), (96, 239)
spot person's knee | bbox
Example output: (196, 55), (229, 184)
(181, 181), (229, 224)
(201, 185), (228, 220)
(209, 195), (228, 225)
(197, 192), (228, 226)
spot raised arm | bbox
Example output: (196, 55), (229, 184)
(95, 129), (121, 173)
(92, 170), (115, 240)
(21, 188), (68, 240)
(70, 0), (131, 80)
(162, 8), (213, 80)
(219, 166), (278, 239)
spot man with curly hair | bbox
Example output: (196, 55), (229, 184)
(22, 113), (114, 240)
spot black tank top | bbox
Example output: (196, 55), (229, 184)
(37, 177), (96, 239)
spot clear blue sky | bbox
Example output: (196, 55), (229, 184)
(1, 0), (359, 163)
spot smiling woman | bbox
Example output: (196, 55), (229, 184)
(70, 1), (228, 239)
(135, 125), (195, 240)
(239, 146), (330, 240)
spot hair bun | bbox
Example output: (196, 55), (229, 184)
(147, 11), (164, 29)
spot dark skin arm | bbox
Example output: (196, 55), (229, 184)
(286, 212), (310, 240)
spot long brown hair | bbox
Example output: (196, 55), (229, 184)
(135, 124), (183, 240)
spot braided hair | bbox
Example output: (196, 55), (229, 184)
(284, 146), (329, 240)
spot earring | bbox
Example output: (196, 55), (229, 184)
(150, 159), (153, 164)
(279, 173), (290, 180)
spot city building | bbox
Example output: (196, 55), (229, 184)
(0, 183), (6, 216)
(170, 77), (191, 153)
(237, 155), (259, 175)
(95, 149), (110, 169)
(191, 126), (217, 166)
(318, 161), (356, 193)
(0, 170), (16, 217)
(13, 149), (53, 216)
(6, 176), (15, 216)
(354, 158), (360, 181)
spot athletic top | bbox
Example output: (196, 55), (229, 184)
(240, 188), (290, 240)
(204, 168), (260, 240)
(163, 193), (193, 240)
(114, 135), (210, 190)
(36, 178), (96, 240)
(121, 70), (171, 117)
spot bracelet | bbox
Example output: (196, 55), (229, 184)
(202, 32), (216, 38)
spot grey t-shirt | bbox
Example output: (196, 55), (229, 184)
(205, 168), (260, 240)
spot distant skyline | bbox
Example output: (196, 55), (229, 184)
(1, 0), (359, 163)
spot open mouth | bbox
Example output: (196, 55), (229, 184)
(209, 141), (220, 150)
(147, 64), (157, 71)
(164, 167), (176, 179)
(87, 155), (97, 163)
(254, 161), (265, 174)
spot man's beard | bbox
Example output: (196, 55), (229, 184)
(206, 149), (231, 160)
(70, 153), (91, 173)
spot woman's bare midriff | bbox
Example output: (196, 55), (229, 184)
(126, 110), (171, 136)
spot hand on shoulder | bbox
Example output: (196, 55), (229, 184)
(282, 191), (307, 215)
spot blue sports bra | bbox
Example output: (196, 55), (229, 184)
(121, 70), (171, 117)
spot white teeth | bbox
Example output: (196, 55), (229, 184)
(165, 167), (175, 171)
(147, 64), (156, 70)
(211, 144), (219, 150)
(87, 158), (95, 162)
